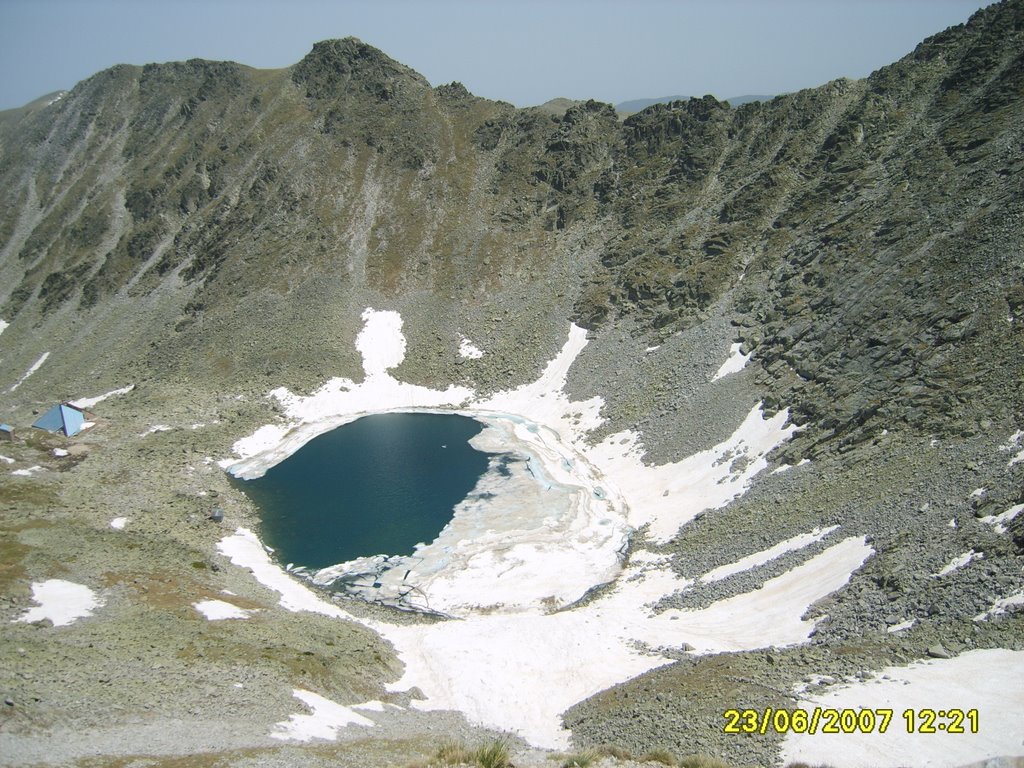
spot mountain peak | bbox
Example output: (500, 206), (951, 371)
(291, 37), (430, 100)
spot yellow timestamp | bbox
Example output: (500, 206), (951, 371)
(723, 707), (980, 735)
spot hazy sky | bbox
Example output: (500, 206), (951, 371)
(0, 0), (993, 111)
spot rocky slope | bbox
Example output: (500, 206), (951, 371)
(0, 2), (1022, 766)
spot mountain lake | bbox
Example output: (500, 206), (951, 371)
(231, 412), (493, 570)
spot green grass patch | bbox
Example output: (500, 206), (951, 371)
(677, 756), (731, 768)
(642, 748), (678, 765)
(414, 738), (512, 768)
(559, 751), (599, 767)
(595, 744), (633, 759)
(433, 739), (474, 765)
(473, 739), (511, 768)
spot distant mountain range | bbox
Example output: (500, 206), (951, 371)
(616, 94), (773, 114)
(537, 94), (774, 118)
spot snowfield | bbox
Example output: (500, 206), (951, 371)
(780, 649), (1024, 768)
(217, 308), (1024, 759)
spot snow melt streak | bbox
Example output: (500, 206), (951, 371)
(70, 384), (135, 409)
(8, 351), (49, 393)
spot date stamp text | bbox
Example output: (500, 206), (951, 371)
(723, 707), (979, 735)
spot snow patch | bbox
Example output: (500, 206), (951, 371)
(474, 323), (603, 439)
(974, 590), (1024, 622)
(218, 468), (868, 747)
(589, 402), (801, 543)
(934, 550), (982, 577)
(271, 689), (375, 741)
(886, 618), (915, 633)
(217, 529), (349, 619)
(14, 579), (103, 626)
(222, 308), (472, 479)
(140, 425), (173, 436)
(458, 335), (484, 359)
(780, 649), (1024, 768)
(711, 342), (751, 381)
(980, 503), (1024, 534)
(225, 424), (287, 462)
(356, 308), (405, 376)
(193, 599), (256, 620)
(8, 352), (50, 393)
(69, 384), (135, 410)
(109, 517), (128, 530)
(655, 536), (872, 653)
(11, 465), (42, 476)
(699, 525), (839, 583)
(0, 318), (8, 335)
(0, 455), (14, 464)
(1000, 430), (1024, 467)
(772, 457), (810, 474)
(52, 448), (69, 457)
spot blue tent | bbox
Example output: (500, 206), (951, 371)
(32, 404), (86, 437)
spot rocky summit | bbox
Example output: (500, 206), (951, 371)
(0, 2), (1022, 767)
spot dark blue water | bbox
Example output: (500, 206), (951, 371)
(232, 413), (492, 570)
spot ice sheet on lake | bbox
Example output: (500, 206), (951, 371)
(314, 415), (630, 616)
